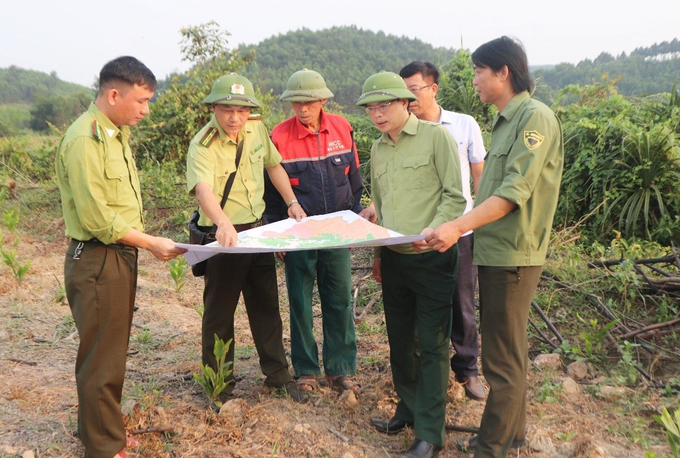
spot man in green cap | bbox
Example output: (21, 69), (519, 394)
(186, 73), (308, 403)
(264, 69), (363, 393)
(419, 37), (564, 457)
(358, 71), (467, 458)
(55, 56), (186, 458)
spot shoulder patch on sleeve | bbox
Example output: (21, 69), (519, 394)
(524, 130), (545, 150)
(200, 127), (219, 147)
(249, 113), (263, 121)
(91, 120), (103, 143)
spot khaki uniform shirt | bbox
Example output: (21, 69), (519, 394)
(371, 113), (466, 254)
(55, 103), (144, 244)
(474, 91), (564, 266)
(186, 115), (282, 226)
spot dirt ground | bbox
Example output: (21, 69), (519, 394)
(0, 237), (673, 458)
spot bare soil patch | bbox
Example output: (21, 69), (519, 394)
(0, 237), (672, 457)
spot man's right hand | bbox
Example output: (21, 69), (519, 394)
(372, 257), (382, 284)
(149, 237), (187, 261)
(216, 223), (238, 247)
(359, 203), (377, 223)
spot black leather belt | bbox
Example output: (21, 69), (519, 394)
(72, 238), (126, 248)
(233, 219), (263, 233)
(69, 238), (137, 260)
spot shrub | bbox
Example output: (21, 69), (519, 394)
(553, 79), (680, 245)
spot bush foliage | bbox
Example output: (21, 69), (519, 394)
(2, 23), (679, 249)
(554, 79), (680, 245)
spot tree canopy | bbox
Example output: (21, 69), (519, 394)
(535, 39), (680, 101)
(0, 66), (90, 104)
(237, 26), (457, 111)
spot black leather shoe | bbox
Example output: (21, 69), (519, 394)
(370, 417), (411, 435)
(402, 439), (443, 458)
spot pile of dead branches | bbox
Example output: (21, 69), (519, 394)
(534, 247), (680, 387)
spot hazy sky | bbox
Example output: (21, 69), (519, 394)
(1, 0), (677, 88)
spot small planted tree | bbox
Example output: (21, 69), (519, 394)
(193, 335), (234, 409)
(0, 209), (31, 282)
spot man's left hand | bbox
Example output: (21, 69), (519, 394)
(412, 227), (434, 252)
(287, 202), (306, 221)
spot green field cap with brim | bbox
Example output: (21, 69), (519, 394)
(204, 73), (261, 107)
(280, 68), (334, 102)
(356, 71), (416, 106)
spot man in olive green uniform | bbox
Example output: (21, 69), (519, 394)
(359, 71), (466, 458)
(186, 73), (308, 403)
(421, 37), (564, 457)
(55, 56), (186, 458)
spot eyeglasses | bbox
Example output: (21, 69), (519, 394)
(364, 101), (395, 114)
(408, 84), (433, 94)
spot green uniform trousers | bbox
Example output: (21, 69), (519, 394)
(475, 265), (542, 458)
(380, 246), (458, 448)
(202, 252), (292, 390)
(284, 248), (357, 377)
(64, 239), (137, 458)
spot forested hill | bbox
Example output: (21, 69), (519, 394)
(535, 38), (680, 96)
(0, 66), (90, 104)
(237, 26), (457, 109)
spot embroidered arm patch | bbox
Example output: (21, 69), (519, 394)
(524, 130), (544, 150)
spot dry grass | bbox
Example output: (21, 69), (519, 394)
(0, 237), (672, 457)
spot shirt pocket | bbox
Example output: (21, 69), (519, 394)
(104, 161), (129, 203)
(284, 161), (311, 194)
(330, 154), (352, 187)
(374, 162), (388, 196)
(489, 145), (511, 183)
(248, 149), (265, 183)
(402, 154), (436, 190)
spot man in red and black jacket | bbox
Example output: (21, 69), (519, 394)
(264, 68), (363, 394)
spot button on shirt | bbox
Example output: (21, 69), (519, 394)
(55, 103), (144, 244)
(186, 115), (282, 226)
(371, 113), (467, 254)
(474, 91), (564, 267)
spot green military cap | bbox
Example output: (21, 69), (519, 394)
(204, 73), (261, 107)
(356, 71), (416, 106)
(280, 68), (334, 102)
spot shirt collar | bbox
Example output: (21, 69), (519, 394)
(498, 91), (531, 123)
(88, 102), (122, 139)
(437, 106), (456, 125)
(210, 113), (253, 144)
(401, 112), (419, 136)
(378, 113), (419, 145)
(293, 108), (328, 140)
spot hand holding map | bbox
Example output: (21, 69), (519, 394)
(175, 210), (425, 266)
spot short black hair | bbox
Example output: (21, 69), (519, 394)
(471, 36), (533, 93)
(399, 61), (440, 85)
(98, 56), (157, 94)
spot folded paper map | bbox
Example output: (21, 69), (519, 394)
(175, 210), (424, 266)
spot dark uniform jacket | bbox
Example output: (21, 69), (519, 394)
(264, 110), (363, 222)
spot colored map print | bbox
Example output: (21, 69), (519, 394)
(241, 214), (392, 249)
(175, 210), (424, 266)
